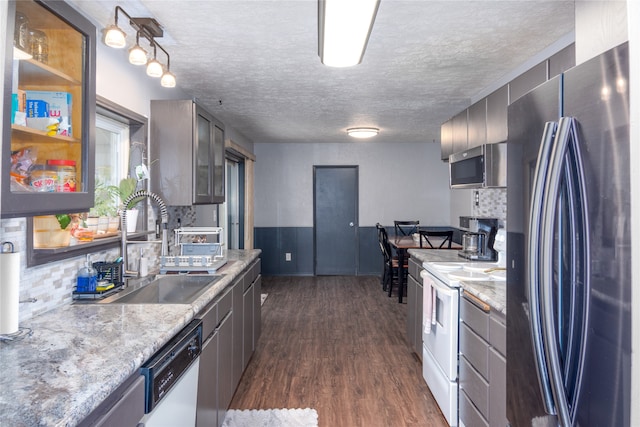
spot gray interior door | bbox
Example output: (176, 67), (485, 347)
(314, 166), (358, 275)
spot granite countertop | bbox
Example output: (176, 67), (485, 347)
(0, 249), (260, 427)
(407, 248), (506, 315)
(460, 280), (506, 315)
(407, 248), (463, 264)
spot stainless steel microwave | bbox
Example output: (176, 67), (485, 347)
(449, 143), (507, 189)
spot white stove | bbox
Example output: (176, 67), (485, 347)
(419, 229), (506, 426)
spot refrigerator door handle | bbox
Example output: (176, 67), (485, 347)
(540, 116), (590, 426)
(528, 121), (558, 414)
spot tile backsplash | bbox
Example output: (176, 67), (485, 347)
(0, 206), (196, 324)
(472, 188), (507, 224)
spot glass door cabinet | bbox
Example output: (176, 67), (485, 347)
(2, 0), (96, 218)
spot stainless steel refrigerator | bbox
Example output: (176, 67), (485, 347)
(506, 42), (630, 427)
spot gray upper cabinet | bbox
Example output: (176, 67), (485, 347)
(451, 109), (469, 154)
(548, 43), (575, 79)
(486, 85), (508, 144)
(440, 46), (573, 161)
(467, 99), (487, 149)
(440, 119), (453, 161)
(509, 61), (547, 104)
(151, 100), (225, 206)
(2, 0), (96, 218)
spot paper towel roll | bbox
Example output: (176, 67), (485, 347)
(0, 251), (20, 335)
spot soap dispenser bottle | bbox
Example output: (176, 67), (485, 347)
(77, 254), (98, 292)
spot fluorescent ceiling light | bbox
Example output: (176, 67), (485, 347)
(347, 127), (379, 138)
(318, 0), (380, 67)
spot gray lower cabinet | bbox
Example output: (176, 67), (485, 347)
(407, 258), (423, 358)
(459, 291), (507, 427)
(196, 286), (232, 427)
(489, 311), (507, 427)
(195, 258), (261, 427)
(242, 259), (261, 371)
(231, 271), (246, 388)
(253, 275), (262, 348)
(242, 277), (254, 371)
(197, 326), (219, 427)
(77, 373), (145, 427)
(217, 310), (233, 424)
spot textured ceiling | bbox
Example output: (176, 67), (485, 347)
(70, 0), (575, 145)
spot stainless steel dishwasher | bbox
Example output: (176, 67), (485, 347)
(138, 319), (202, 427)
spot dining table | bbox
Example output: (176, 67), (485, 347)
(389, 235), (462, 303)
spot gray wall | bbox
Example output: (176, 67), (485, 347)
(254, 142), (450, 227)
(253, 142), (450, 275)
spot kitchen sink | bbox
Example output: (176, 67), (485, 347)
(98, 275), (223, 304)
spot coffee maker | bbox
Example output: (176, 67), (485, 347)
(458, 216), (499, 261)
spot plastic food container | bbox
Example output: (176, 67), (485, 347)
(46, 159), (76, 192)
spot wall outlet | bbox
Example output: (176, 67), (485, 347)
(285, 252), (292, 261)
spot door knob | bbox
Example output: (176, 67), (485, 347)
(349, 222), (354, 227)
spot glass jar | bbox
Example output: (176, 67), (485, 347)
(28, 29), (49, 64)
(46, 159), (76, 192)
(14, 12), (30, 52)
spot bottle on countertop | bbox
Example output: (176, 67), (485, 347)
(77, 254), (98, 292)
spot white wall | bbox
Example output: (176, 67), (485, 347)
(95, 39), (189, 119)
(254, 142), (450, 228)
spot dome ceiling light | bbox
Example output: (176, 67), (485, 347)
(347, 127), (379, 139)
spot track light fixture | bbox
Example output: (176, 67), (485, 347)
(104, 6), (176, 88)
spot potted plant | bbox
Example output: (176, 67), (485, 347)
(110, 177), (141, 232)
(88, 179), (119, 234)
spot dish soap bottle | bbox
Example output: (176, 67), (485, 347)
(77, 254), (98, 292)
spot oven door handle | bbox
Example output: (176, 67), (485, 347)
(420, 270), (456, 295)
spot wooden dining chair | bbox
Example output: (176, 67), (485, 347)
(394, 220), (419, 236)
(376, 223), (388, 288)
(418, 229), (453, 249)
(376, 225), (409, 296)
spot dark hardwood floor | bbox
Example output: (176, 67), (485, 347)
(229, 275), (448, 427)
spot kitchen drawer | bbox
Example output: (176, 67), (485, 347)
(408, 257), (423, 281)
(461, 294), (490, 340)
(489, 311), (506, 356)
(460, 355), (489, 420)
(460, 322), (489, 379)
(459, 370), (489, 427)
